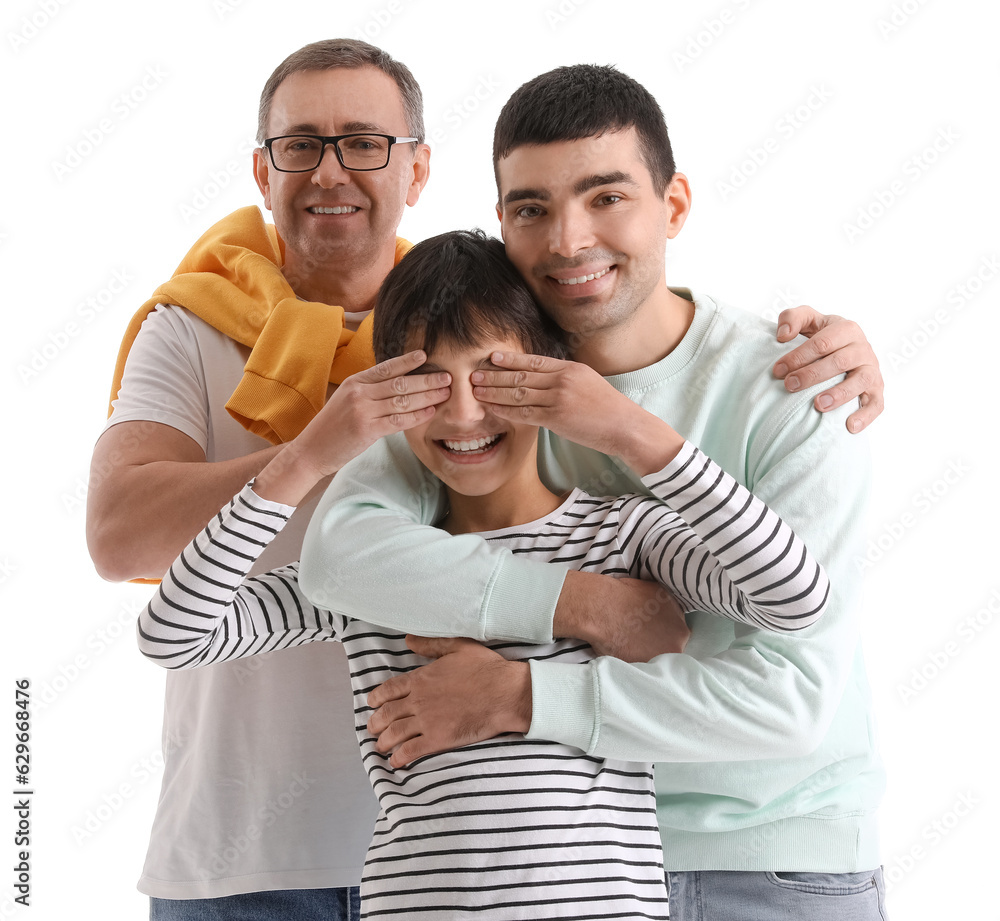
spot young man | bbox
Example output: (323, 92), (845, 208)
(299, 66), (887, 919)
(87, 37), (882, 919)
(138, 230), (830, 919)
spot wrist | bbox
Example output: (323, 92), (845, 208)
(552, 570), (605, 645)
(500, 660), (532, 734)
(253, 443), (325, 506)
(617, 411), (684, 476)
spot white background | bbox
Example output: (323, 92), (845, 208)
(2, 0), (998, 917)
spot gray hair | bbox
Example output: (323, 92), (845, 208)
(257, 39), (425, 144)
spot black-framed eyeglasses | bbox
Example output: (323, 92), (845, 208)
(263, 133), (418, 172)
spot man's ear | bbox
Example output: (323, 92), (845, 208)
(405, 143), (432, 207)
(253, 147), (272, 211)
(665, 172), (692, 239)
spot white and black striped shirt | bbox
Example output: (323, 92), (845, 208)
(138, 442), (828, 919)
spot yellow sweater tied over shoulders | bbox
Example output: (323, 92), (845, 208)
(107, 205), (412, 444)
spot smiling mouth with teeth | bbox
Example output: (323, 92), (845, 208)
(308, 206), (360, 214)
(439, 433), (504, 455)
(555, 267), (612, 286)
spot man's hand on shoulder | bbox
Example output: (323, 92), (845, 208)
(367, 637), (531, 768)
(772, 306), (884, 434)
(471, 352), (684, 475)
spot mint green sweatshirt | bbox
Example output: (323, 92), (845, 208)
(299, 290), (884, 873)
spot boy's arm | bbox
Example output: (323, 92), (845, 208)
(137, 483), (340, 667)
(627, 441), (829, 632)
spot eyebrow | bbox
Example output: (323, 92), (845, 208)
(279, 120), (387, 136)
(574, 171), (637, 194)
(502, 170), (638, 207)
(502, 187), (549, 207)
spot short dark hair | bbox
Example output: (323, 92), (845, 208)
(373, 230), (567, 363)
(492, 64), (675, 196)
(257, 39), (425, 144)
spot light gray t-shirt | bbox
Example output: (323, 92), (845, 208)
(107, 303), (377, 898)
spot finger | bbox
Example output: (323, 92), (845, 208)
(405, 635), (470, 658)
(844, 390), (884, 434)
(360, 349), (429, 382)
(379, 403), (443, 435)
(814, 367), (884, 415)
(370, 371), (452, 401)
(775, 305), (825, 341)
(367, 696), (416, 739)
(367, 673), (410, 710)
(372, 715), (422, 755)
(470, 369), (553, 389)
(374, 387), (451, 421)
(477, 400), (542, 423)
(773, 323), (868, 379)
(781, 342), (875, 392)
(390, 735), (436, 769)
(471, 384), (551, 408)
(489, 351), (565, 373)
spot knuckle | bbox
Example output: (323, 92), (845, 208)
(857, 368), (878, 389)
(794, 365), (818, 386)
(391, 376), (408, 394)
(812, 333), (835, 355)
(832, 351), (853, 373)
(785, 345), (813, 369)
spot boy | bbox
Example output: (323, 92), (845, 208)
(138, 230), (829, 919)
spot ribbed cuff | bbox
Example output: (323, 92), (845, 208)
(480, 553), (567, 644)
(526, 659), (599, 754)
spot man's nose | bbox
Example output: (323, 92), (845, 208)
(311, 143), (350, 187)
(548, 205), (596, 257)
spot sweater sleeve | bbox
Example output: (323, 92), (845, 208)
(136, 483), (342, 668)
(623, 441), (829, 631)
(298, 432), (567, 644)
(527, 401), (870, 763)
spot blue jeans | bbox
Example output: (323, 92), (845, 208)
(150, 887), (360, 921)
(666, 869), (887, 920)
